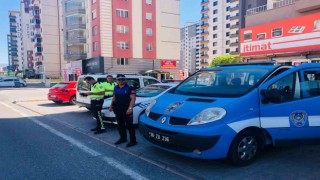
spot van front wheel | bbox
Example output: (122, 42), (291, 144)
(228, 131), (261, 166)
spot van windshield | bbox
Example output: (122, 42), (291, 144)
(174, 67), (271, 97)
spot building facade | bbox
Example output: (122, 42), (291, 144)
(63, 0), (180, 81)
(241, 0), (320, 64)
(7, 11), (21, 71)
(180, 22), (201, 76)
(200, 0), (266, 67)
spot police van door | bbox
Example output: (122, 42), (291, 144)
(259, 65), (320, 146)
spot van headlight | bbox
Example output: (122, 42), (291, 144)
(145, 100), (156, 117)
(188, 108), (226, 125)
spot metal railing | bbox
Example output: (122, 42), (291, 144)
(246, 0), (296, 15)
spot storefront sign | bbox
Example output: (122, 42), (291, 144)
(82, 57), (104, 74)
(240, 12), (320, 56)
(161, 60), (177, 69)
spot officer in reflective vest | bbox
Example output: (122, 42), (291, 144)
(103, 75), (117, 99)
(83, 76), (106, 134)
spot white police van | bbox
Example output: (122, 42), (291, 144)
(76, 74), (160, 109)
(139, 63), (320, 166)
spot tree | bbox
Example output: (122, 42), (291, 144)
(209, 54), (243, 67)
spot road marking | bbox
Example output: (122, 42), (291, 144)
(1, 102), (148, 180)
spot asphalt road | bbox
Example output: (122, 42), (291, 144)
(0, 84), (319, 179)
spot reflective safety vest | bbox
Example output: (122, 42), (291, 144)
(102, 82), (117, 96)
(90, 82), (105, 99)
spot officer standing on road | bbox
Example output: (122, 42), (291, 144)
(83, 76), (106, 134)
(109, 74), (137, 147)
(103, 75), (117, 99)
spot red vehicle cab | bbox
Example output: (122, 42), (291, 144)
(48, 81), (77, 105)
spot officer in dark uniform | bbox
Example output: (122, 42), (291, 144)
(83, 76), (106, 134)
(109, 74), (137, 147)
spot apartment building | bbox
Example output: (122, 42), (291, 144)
(29, 0), (65, 78)
(180, 22), (201, 76)
(200, 0), (266, 67)
(20, 0), (34, 73)
(241, 0), (320, 64)
(7, 11), (21, 71)
(63, 0), (180, 81)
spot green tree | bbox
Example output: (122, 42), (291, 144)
(209, 54), (243, 67)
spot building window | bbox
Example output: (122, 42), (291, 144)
(226, 32), (230, 36)
(146, 28), (152, 36)
(213, 1), (218, 6)
(146, 0), (152, 5)
(257, 33), (266, 40)
(212, 50), (217, 54)
(213, 9), (218, 14)
(92, 0), (96, 4)
(117, 41), (129, 49)
(226, 23), (230, 28)
(146, 44), (153, 51)
(213, 26), (217, 30)
(226, 40), (230, 45)
(213, 18), (217, 22)
(146, 13), (152, 20)
(226, 49), (230, 53)
(93, 42), (98, 51)
(116, 9), (129, 18)
(244, 30), (252, 41)
(93, 26), (98, 36)
(226, 6), (230, 11)
(226, 0), (230, 2)
(213, 34), (217, 38)
(92, 9), (97, 20)
(117, 58), (129, 65)
(213, 42), (217, 46)
(226, 15), (230, 20)
(116, 25), (129, 34)
(272, 28), (283, 37)
(289, 26), (305, 33)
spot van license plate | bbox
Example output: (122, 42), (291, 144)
(148, 132), (170, 143)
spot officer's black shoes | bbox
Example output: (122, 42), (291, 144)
(126, 141), (137, 147)
(114, 139), (127, 145)
(94, 129), (106, 134)
(90, 127), (99, 131)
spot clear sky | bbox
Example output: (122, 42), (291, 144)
(0, 0), (201, 66)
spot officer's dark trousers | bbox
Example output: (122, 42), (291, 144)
(114, 107), (136, 142)
(91, 99), (105, 130)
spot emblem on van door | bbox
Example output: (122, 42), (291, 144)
(165, 101), (184, 114)
(290, 110), (308, 127)
(161, 117), (166, 124)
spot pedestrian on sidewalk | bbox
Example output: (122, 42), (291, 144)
(83, 76), (106, 134)
(109, 74), (137, 147)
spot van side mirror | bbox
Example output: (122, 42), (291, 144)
(260, 89), (281, 104)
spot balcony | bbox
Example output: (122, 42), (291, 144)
(230, 0), (238, 3)
(201, 0), (209, 6)
(230, 24), (239, 29)
(200, 23), (209, 29)
(201, 15), (209, 21)
(200, 61), (209, 65)
(66, 38), (86, 44)
(34, 42), (42, 48)
(230, 42), (239, 47)
(201, 40), (209, 44)
(230, 51), (239, 55)
(230, 15), (239, 21)
(65, 23), (86, 30)
(201, 54), (209, 59)
(230, 33), (239, 38)
(201, 7), (209, 14)
(64, 53), (87, 60)
(65, 8), (85, 16)
(35, 52), (42, 57)
(200, 46), (209, 52)
(230, 6), (239, 12)
(201, 31), (209, 36)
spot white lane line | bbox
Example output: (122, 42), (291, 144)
(1, 102), (148, 180)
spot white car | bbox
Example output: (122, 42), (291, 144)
(102, 83), (178, 124)
(0, 77), (27, 87)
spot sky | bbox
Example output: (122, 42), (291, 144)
(0, 0), (201, 66)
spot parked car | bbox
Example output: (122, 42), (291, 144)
(0, 76), (27, 87)
(138, 63), (320, 166)
(48, 81), (77, 105)
(76, 74), (160, 110)
(102, 83), (179, 124)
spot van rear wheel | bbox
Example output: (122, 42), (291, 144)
(228, 130), (261, 166)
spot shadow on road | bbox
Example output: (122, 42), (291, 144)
(38, 102), (75, 107)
